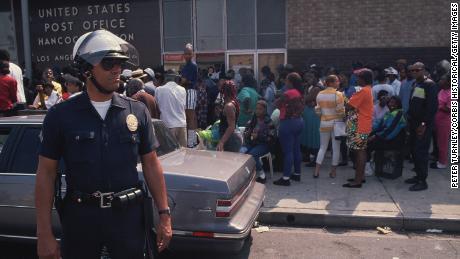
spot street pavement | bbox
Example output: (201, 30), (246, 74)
(3, 227), (459, 258)
(260, 157), (460, 231)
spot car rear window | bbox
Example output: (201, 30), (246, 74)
(0, 127), (12, 154)
(9, 127), (41, 174)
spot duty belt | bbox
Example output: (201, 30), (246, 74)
(67, 187), (144, 209)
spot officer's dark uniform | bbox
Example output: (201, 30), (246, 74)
(39, 91), (158, 259)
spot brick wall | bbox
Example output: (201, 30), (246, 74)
(288, 47), (450, 73)
(287, 0), (451, 49)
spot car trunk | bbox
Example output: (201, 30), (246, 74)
(138, 148), (257, 233)
(157, 149), (255, 197)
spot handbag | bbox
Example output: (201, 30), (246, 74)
(333, 91), (347, 139)
(333, 121), (346, 138)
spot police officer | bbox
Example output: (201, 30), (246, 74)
(35, 30), (172, 259)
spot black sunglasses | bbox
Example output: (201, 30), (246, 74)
(101, 59), (125, 71)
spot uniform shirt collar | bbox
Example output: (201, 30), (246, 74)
(111, 93), (128, 109)
(76, 92), (127, 110)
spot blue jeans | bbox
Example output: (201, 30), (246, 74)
(246, 144), (270, 172)
(279, 118), (304, 177)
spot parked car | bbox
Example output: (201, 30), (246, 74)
(0, 115), (265, 253)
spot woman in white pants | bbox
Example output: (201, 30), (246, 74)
(314, 75), (345, 178)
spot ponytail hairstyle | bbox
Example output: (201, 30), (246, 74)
(221, 80), (240, 115)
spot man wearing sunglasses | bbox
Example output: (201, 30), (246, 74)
(35, 30), (172, 259)
(406, 62), (438, 191)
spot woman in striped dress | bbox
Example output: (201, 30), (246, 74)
(314, 75), (345, 178)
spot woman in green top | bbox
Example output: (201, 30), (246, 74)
(237, 74), (260, 126)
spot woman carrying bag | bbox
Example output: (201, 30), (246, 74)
(314, 75), (345, 178)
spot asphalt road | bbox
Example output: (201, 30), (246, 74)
(2, 227), (460, 259)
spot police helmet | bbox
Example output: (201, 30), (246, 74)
(73, 30), (138, 72)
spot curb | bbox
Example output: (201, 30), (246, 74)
(258, 208), (460, 232)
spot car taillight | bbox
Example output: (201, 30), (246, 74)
(215, 168), (256, 218)
(216, 199), (232, 218)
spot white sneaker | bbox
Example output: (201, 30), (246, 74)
(258, 170), (267, 179)
(365, 162), (373, 176)
(437, 162), (447, 169)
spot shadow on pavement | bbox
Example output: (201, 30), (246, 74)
(158, 236), (252, 259)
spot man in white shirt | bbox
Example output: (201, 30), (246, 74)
(155, 70), (187, 147)
(385, 67), (401, 96)
(0, 49), (26, 104)
(373, 90), (390, 124)
(372, 72), (394, 102)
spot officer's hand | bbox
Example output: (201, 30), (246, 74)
(37, 234), (60, 259)
(157, 215), (172, 252)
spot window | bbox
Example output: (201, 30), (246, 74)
(258, 53), (285, 80)
(226, 0), (256, 50)
(257, 0), (286, 49)
(163, 0), (193, 52)
(162, 0), (285, 51)
(10, 128), (41, 174)
(161, 0), (286, 79)
(196, 0), (224, 51)
(0, 127), (11, 154)
(0, 1), (19, 63)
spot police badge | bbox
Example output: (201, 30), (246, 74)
(126, 114), (138, 132)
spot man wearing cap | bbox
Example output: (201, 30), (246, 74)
(385, 67), (401, 96)
(126, 78), (160, 119)
(35, 30), (172, 258)
(181, 43), (198, 148)
(405, 62), (438, 191)
(143, 67), (157, 97)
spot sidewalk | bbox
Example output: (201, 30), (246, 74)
(258, 158), (460, 232)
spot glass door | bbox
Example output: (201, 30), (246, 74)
(227, 53), (255, 84)
(257, 52), (286, 81)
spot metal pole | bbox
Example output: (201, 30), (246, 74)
(21, 0), (31, 80)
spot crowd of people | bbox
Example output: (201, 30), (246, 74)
(0, 46), (452, 192)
